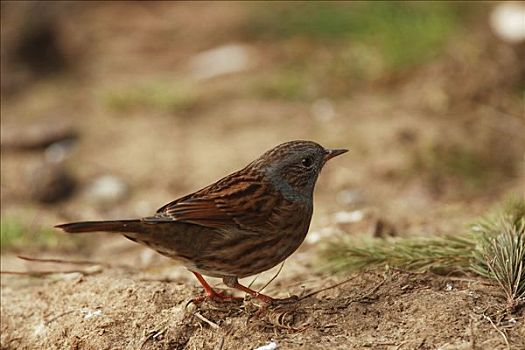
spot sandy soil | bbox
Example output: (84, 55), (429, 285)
(2, 261), (523, 350)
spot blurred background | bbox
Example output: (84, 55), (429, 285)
(1, 2), (524, 265)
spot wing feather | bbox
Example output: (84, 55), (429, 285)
(143, 170), (279, 230)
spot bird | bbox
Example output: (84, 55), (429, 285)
(55, 140), (347, 303)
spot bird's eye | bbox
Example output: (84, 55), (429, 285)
(301, 157), (313, 168)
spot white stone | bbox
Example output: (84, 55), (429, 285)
(254, 341), (278, 350)
(311, 98), (335, 122)
(490, 3), (525, 43)
(333, 210), (365, 224)
(85, 175), (128, 206)
(190, 44), (254, 80)
(80, 308), (103, 320)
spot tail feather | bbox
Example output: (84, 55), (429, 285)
(55, 220), (145, 234)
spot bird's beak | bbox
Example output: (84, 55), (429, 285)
(324, 148), (348, 162)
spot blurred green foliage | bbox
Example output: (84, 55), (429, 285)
(1, 217), (68, 252)
(410, 141), (518, 193)
(251, 69), (310, 100)
(414, 144), (488, 189)
(245, 2), (466, 70)
(102, 82), (198, 113)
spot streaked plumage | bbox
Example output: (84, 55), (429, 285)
(55, 140), (347, 303)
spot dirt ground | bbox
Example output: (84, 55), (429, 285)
(1, 3), (524, 349)
(2, 259), (524, 350)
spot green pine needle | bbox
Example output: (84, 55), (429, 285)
(322, 197), (525, 309)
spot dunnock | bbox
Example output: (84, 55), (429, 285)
(56, 140), (347, 303)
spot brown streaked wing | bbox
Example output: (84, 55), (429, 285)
(143, 170), (280, 230)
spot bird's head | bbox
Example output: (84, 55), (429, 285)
(254, 140), (348, 200)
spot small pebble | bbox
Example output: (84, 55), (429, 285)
(190, 44), (254, 80)
(333, 210), (365, 224)
(45, 140), (75, 163)
(306, 227), (338, 244)
(311, 98), (335, 122)
(490, 3), (525, 43)
(336, 189), (364, 206)
(85, 175), (128, 207)
(254, 341), (278, 350)
(80, 308), (102, 320)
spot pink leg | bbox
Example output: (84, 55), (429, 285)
(192, 272), (242, 303)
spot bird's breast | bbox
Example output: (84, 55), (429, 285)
(192, 198), (313, 278)
(268, 197), (313, 234)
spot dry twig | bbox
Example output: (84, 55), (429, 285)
(17, 255), (130, 269)
(298, 274), (359, 301)
(194, 312), (220, 329)
(483, 313), (510, 350)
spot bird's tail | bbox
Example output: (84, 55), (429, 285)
(55, 219), (147, 234)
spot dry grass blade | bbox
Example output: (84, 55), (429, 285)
(298, 275), (358, 301)
(258, 262), (285, 294)
(0, 267), (102, 277)
(17, 255), (114, 267)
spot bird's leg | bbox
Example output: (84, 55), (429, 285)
(222, 276), (275, 303)
(191, 272), (242, 303)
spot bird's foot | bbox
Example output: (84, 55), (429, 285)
(190, 271), (243, 305)
(189, 290), (243, 305)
